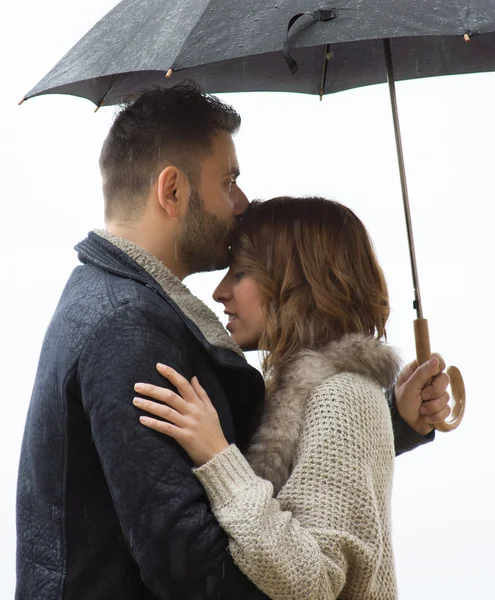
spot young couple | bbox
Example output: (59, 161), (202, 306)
(16, 83), (450, 600)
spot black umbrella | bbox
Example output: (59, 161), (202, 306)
(22, 0), (482, 431)
(20, 1), (495, 107)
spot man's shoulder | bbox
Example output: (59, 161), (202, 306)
(62, 263), (177, 314)
(52, 263), (186, 346)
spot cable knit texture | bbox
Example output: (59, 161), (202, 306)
(194, 334), (401, 600)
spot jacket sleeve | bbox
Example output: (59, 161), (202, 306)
(194, 374), (397, 600)
(386, 386), (435, 456)
(77, 301), (266, 600)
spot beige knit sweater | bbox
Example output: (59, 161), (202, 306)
(194, 335), (402, 600)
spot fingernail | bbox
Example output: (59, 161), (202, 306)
(133, 397), (143, 406)
(134, 383), (145, 391)
(428, 357), (439, 367)
(420, 405), (428, 414)
(422, 392), (431, 401)
(139, 416), (152, 424)
(156, 363), (168, 369)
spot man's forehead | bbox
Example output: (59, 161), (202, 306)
(210, 132), (239, 168)
(219, 149), (240, 175)
(224, 160), (240, 176)
(206, 153), (239, 176)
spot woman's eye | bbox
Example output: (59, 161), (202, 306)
(233, 272), (245, 281)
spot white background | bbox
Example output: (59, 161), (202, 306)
(1, 1), (494, 598)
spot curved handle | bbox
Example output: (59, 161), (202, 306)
(414, 318), (465, 432)
(435, 366), (465, 432)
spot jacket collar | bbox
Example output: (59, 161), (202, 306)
(246, 334), (401, 494)
(75, 231), (245, 362)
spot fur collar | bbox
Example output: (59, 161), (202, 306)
(246, 334), (401, 494)
(93, 229), (244, 358)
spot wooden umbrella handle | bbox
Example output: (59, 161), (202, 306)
(414, 318), (466, 432)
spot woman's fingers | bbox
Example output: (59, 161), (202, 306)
(134, 367), (209, 440)
(430, 352), (447, 373)
(156, 364), (198, 403)
(139, 415), (181, 439)
(425, 404), (452, 425)
(420, 392), (452, 424)
(191, 376), (213, 406)
(133, 382), (188, 413)
(420, 391), (450, 415)
(133, 397), (187, 426)
(134, 371), (227, 466)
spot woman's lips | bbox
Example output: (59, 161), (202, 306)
(226, 316), (237, 332)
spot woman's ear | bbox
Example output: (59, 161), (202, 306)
(157, 166), (191, 218)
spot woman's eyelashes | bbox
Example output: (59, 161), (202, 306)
(233, 271), (245, 281)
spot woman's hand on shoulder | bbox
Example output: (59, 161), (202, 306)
(133, 364), (229, 466)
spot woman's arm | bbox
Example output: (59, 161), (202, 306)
(136, 367), (397, 600)
(193, 373), (397, 600)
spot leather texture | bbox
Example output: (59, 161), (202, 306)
(16, 233), (267, 600)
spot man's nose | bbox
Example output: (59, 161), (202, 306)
(233, 185), (249, 216)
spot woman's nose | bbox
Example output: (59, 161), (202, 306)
(213, 274), (233, 304)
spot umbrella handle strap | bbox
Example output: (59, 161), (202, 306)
(284, 9), (339, 74)
(414, 318), (466, 432)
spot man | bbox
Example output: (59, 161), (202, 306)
(16, 82), (450, 600)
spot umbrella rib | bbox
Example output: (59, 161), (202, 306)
(167, 0), (221, 73)
(319, 44), (330, 99)
(93, 73), (127, 111)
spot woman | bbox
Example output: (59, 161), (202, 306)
(133, 197), (401, 599)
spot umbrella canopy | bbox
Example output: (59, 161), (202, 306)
(23, 0), (495, 107)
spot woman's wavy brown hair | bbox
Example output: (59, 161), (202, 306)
(231, 197), (390, 374)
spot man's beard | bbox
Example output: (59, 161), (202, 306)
(178, 188), (233, 273)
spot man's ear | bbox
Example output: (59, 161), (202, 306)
(157, 166), (190, 218)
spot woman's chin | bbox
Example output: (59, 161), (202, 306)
(230, 332), (259, 352)
(239, 340), (260, 352)
(226, 320), (260, 351)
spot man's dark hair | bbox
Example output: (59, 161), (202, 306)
(99, 81), (241, 222)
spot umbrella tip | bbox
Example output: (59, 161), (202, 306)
(166, 68), (173, 79)
(18, 97), (26, 106)
(464, 33), (471, 42)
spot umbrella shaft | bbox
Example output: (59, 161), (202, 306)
(383, 39), (424, 320)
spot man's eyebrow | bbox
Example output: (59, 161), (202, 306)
(224, 168), (240, 177)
